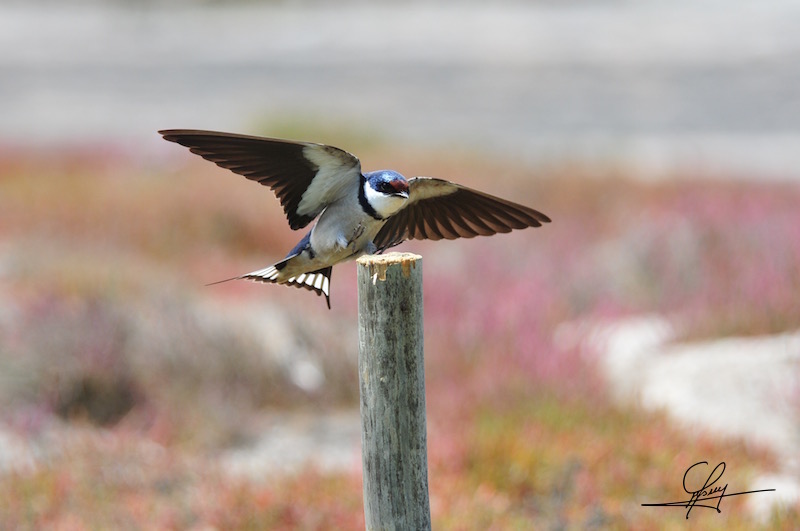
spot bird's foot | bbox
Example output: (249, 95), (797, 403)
(346, 225), (366, 251)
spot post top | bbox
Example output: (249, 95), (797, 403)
(357, 252), (421, 283)
(357, 252), (421, 267)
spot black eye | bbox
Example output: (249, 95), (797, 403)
(378, 182), (393, 193)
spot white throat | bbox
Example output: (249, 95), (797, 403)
(364, 181), (408, 219)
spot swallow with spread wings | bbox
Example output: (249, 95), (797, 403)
(159, 130), (551, 308)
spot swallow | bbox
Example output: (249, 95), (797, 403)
(159, 129), (551, 308)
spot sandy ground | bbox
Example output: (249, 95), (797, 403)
(3, 1), (800, 179)
(222, 411), (361, 479)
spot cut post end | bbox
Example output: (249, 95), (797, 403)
(357, 252), (421, 283)
(356, 252), (421, 267)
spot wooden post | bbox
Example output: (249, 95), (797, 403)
(356, 252), (431, 531)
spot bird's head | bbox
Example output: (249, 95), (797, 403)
(363, 170), (409, 218)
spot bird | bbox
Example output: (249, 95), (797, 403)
(159, 129), (551, 308)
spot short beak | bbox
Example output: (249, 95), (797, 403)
(396, 190), (409, 199)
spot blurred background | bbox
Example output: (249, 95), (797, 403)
(1, 0), (799, 528)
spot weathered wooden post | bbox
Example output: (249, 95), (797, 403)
(356, 252), (431, 531)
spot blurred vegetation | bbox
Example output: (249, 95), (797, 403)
(0, 140), (798, 527)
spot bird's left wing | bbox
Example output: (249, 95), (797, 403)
(373, 177), (551, 252)
(159, 129), (362, 230)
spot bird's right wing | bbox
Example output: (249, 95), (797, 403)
(159, 129), (362, 230)
(373, 177), (551, 252)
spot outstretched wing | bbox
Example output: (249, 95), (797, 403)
(373, 177), (551, 252)
(159, 129), (362, 230)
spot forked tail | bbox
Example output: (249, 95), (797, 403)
(209, 253), (333, 308)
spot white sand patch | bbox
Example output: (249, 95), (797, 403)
(557, 316), (800, 519)
(221, 411), (361, 480)
(0, 427), (37, 474)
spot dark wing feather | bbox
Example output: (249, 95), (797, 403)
(159, 129), (361, 230)
(374, 177), (551, 251)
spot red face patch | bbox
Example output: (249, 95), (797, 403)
(390, 179), (409, 193)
